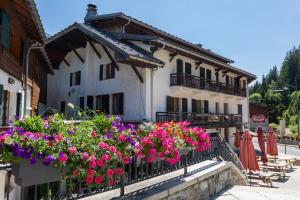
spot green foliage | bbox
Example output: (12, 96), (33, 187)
(249, 93), (263, 104)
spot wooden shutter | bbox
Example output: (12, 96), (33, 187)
(185, 63), (191, 75)
(238, 104), (243, 115)
(87, 96), (94, 109)
(3, 90), (10, 125)
(77, 71), (81, 85)
(16, 92), (22, 116)
(60, 101), (65, 113)
(111, 64), (115, 78)
(182, 98), (188, 112)
(103, 95), (109, 113)
(204, 100), (209, 114)
(70, 73), (73, 86)
(99, 65), (103, 80)
(215, 102), (219, 114)
(192, 99), (196, 113)
(200, 67), (205, 78)
(176, 59), (183, 73)
(206, 69), (211, 80)
(224, 103), (228, 114)
(226, 75), (229, 85)
(0, 85), (3, 125)
(119, 93), (124, 115)
(1, 10), (9, 49)
(79, 97), (84, 110)
(166, 96), (172, 112)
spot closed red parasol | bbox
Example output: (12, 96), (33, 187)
(234, 131), (241, 148)
(267, 126), (278, 159)
(257, 127), (268, 163)
(239, 130), (260, 172)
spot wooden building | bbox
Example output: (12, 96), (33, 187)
(0, 0), (52, 125)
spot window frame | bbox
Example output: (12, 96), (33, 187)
(112, 93), (124, 115)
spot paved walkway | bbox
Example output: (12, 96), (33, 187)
(216, 156), (300, 200)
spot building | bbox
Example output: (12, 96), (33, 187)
(0, 0), (52, 125)
(46, 4), (256, 147)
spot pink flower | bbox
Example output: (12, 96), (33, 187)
(102, 154), (110, 162)
(82, 152), (89, 161)
(68, 146), (77, 155)
(89, 161), (96, 169)
(98, 142), (108, 149)
(118, 135), (126, 142)
(109, 146), (116, 153)
(91, 130), (97, 138)
(56, 134), (63, 141)
(106, 169), (114, 177)
(90, 155), (96, 161)
(58, 152), (68, 164)
(157, 152), (163, 158)
(95, 175), (104, 185)
(115, 168), (123, 176)
(123, 157), (130, 164)
(116, 151), (122, 158)
(148, 148), (156, 156)
(97, 159), (104, 167)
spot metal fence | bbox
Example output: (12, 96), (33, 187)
(3, 132), (245, 200)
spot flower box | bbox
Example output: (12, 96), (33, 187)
(12, 160), (63, 187)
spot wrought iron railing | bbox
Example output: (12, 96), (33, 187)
(156, 112), (242, 127)
(3, 132), (247, 200)
(170, 73), (247, 97)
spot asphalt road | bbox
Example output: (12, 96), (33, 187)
(253, 141), (300, 157)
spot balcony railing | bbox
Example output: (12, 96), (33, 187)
(170, 73), (247, 97)
(156, 112), (242, 127)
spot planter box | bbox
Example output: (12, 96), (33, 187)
(12, 160), (63, 187)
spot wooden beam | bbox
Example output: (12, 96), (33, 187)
(88, 39), (102, 59)
(131, 65), (143, 83)
(222, 70), (229, 78)
(169, 52), (177, 63)
(195, 61), (203, 70)
(100, 44), (120, 71)
(73, 49), (84, 63)
(63, 58), (70, 67)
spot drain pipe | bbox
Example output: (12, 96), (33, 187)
(122, 19), (131, 33)
(151, 67), (158, 121)
(23, 42), (44, 117)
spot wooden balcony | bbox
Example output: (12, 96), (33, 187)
(170, 73), (247, 97)
(156, 112), (242, 128)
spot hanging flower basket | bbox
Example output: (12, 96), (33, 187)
(12, 160), (63, 187)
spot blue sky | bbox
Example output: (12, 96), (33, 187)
(35, 0), (300, 82)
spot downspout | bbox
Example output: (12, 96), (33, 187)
(122, 19), (131, 33)
(23, 42), (44, 117)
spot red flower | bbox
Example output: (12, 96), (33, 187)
(115, 168), (123, 176)
(118, 135), (126, 142)
(87, 169), (95, 176)
(108, 179), (115, 186)
(68, 146), (77, 155)
(123, 157), (130, 164)
(82, 152), (89, 161)
(98, 142), (108, 149)
(97, 159), (104, 167)
(95, 175), (104, 185)
(106, 169), (114, 177)
(73, 169), (79, 177)
(85, 175), (93, 184)
(109, 146), (116, 153)
(116, 151), (122, 158)
(56, 133), (63, 141)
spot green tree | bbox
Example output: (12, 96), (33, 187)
(249, 93), (263, 104)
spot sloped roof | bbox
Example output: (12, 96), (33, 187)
(86, 12), (234, 64)
(46, 23), (164, 68)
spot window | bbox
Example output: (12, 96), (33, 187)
(0, 10), (9, 49)
(192, 99), (202, 113)
(70, 71), (81, 86)
(166, 96), (180, 112)
(242, 80), (247, 89)
(176, 59), (183, 73)
(185, 62), (191, 75)
(61, 101), (65, 114)
(112, 93), (124, 114)
(96, 95), (109, 113)
(16, 92), (22, 116)
(87, 96), (94, 109)
(79, 97), (84, 110)
(226, 75), (229, 85)
(99, 64), (115, 80)
(182, 98), (188, 112)
(238, 104), (243, 115)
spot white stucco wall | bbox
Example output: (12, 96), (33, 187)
(0, 69), (23, 122)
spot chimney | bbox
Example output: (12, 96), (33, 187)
(84, 4), (98, 22)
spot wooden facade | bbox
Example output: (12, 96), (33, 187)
(0, 0), (50, 124)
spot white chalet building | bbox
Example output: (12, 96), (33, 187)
(46, 4), (256, 147)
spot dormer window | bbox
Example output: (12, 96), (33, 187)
(70, 71), (81, 86)
(99, 63), (115, 81)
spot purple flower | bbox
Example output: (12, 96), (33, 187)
(44, 124), (49, 129)
(30, 157), (37, 165)
(106, 133), (112, 139)
(67, 130), (74, 135)
(43, 155), (54, 166)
